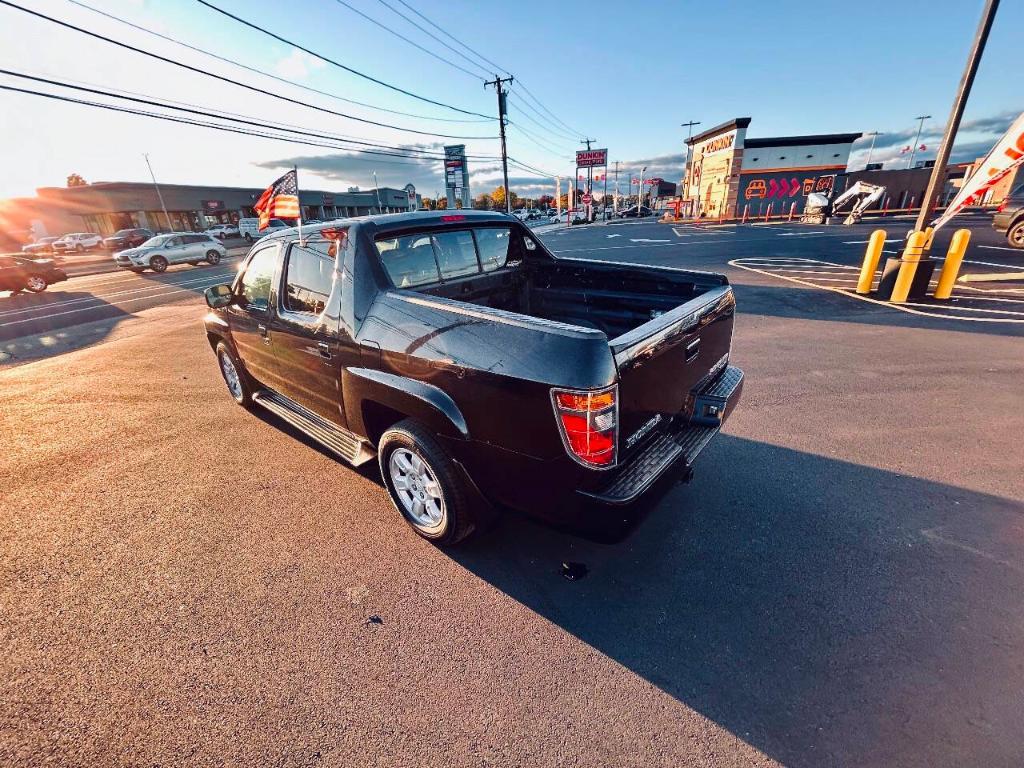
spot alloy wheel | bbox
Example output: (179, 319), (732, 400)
(388, 448), (445, 532)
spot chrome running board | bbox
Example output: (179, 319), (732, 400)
(252, 389), (376, 467)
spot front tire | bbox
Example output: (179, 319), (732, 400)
(75, 244), (84, 253)
(24, 275), (48, 293)
(378, 419), (478, 546)
(206, 250), (222, 265)
(215, 342), (252, 407)
(1007, 220), (1024, 249)
(149, 255), (168, 273)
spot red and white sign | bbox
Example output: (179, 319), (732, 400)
(581, 193), (593, 204)
(576, 148), (608, 168)
(933, 111), (1024, 230)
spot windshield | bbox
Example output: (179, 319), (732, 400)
(140, 235), (169, 247)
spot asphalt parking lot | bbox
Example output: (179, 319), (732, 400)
(2, 215), (1023, 766)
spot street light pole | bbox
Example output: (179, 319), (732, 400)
(914, 0), (1000, 233)
(372, 171), (383, 213)
(142, 153), (170, 231)
(680, 120), (700, 216)
(907, 115), (931, 170)
(864, 131), (884, 169)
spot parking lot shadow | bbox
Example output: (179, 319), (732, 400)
(451, 435), (1024, 767)
(0, 293), (132, 364)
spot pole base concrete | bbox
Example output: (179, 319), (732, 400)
(876, 258), (936, 301)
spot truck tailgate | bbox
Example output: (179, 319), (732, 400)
(611, 286), (735, 460)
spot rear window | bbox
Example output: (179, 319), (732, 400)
(375, 226), (513, 287)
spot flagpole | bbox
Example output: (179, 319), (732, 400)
(294, 165), (303, 244)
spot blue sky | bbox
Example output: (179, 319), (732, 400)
(0, 0), (1021, 199)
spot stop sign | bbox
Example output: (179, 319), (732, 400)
(582, 193), (592, 204)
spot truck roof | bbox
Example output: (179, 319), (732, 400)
(257, 210), (518, 241)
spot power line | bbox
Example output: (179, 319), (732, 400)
(65, 0), (493, 124)
(0, 83), (469, 168)
(331, 0), (484, 81)
(385, 0), (586, 139)
(194, 0), (494, 119)
(0, 69), (498, 161)
(507, 122), (573, 161)
(507, 156), (561, 179)
(505, 94), (579, 145)
(0, 0), (495, 139)
(373, 0), (492, 79)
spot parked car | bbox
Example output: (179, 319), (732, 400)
(238, 217), (290, 242)
(550, 209), (585, 225)
(113, 232), (227, 273)
(206, 223), (240, 239)
(52, 232), (103, 253)
(203, 211), (742, 545)
(21, 236), (59, 255)
(102, 228), (153, 251)
(993, 184), (1024, 248)
(0, 255), (68, 294)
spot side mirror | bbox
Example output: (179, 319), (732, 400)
(204, 283), (233, 309)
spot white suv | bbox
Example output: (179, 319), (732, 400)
(113, 232), (228, 273)
(53, 232), (103, 253)
(206, 223), (239, 239)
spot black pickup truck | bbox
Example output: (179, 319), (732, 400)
(203, 211), (743, 544)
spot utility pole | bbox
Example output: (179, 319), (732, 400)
(907, 115), (931, 170)
(613, 161), (620, 213)
(864, 131), (884, 169)
(914, 0), (1000, 233)
(580, 138), (596, 221)
(142, 153), (170, 232)
(485, 75), (514, 213)
(680, 120), (700, 216)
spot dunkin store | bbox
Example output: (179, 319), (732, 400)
(682, 117), (861, 217)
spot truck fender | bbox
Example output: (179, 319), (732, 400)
(343, 367), (469, 444)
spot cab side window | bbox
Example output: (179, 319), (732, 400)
(237, 246), (279, 312)
(166, 236), (182, 247)
(283, 241), (334, 315)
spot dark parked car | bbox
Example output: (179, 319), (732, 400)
(0, 255), (68, 294)
(103, 228), (154, 251)
(993, 185), (1024, 248)
(618, 205), (654, 218)
(203, 211), (742, 545)
(21, 236), (60, 255)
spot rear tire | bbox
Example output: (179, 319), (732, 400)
(1007, 220), (1024, 249)
(378, 419), (478, 546)
(215, 342), (252, 407)
(244, 233), (253, 243)
(206, 250), (222, 265)
(149, 255), (168, 273)
(75, 244), (84, 253)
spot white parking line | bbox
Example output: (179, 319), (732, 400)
(978, 245), (1024, 252)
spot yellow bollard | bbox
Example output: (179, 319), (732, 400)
(934, 229), (972, 300)
(857, 229), (887, 294)
(889, 231), (928, 304)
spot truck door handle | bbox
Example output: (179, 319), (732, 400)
(317, 341), (332, 360)
(685, 337), (701, 362)
(257, 324), (268, 336)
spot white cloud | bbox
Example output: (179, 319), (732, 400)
(273, 50), (326, 81)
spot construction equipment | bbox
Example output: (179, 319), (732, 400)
(830, 181), (887, 225)
(801, 181), (886, 225)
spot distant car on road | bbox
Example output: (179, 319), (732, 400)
(238, 217), (290, 242)
(113, 232), (227, 273)
(21, 236), (59, 255)
(206, 223), (240, 239)
(0, 255), (68, 295)
(102, 228), (153, 251)
(993, 185), (1024, 248)
(52, 232), (102, 253)
(617, 205), (654, 219)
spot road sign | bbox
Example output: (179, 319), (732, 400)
(581, 193), (592, 204)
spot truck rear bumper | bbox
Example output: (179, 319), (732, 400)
(580, 365), (744, 505)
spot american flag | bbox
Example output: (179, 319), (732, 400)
(254, 169), (300, 230)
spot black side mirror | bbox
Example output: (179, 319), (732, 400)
(204, 283), (233, 309)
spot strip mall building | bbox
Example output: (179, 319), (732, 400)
(682, 117), (862, 218)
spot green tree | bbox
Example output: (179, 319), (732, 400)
(435, 196), (448, 210)
(473, 193), (493, 210)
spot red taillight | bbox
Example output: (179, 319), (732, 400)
(551, 386), (617, 467)
(997, 200), (1007, 212)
